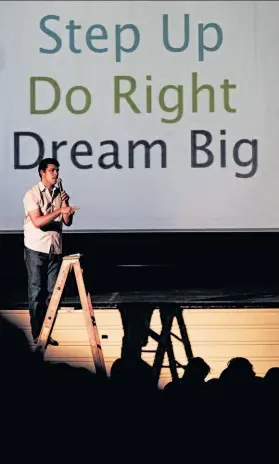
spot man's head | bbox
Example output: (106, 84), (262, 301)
(38, 158), (60, 188)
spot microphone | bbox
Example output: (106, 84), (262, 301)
(57, 178), (69, 206)
(57, 178), (63, 193)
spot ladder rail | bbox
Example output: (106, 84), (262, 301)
(73, 262), (106, 375)
(87, 292), (107, 374)
(36, 259), (72, 354)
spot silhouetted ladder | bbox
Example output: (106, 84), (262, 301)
(146, 305), (193, 384)
(35, 254), (107, 376)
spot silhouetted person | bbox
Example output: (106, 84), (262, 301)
(164, 357), (210, 409)
(264, 367), (279, 388)
(181, 356), (210, 386)
(118, 304), (153, 362)
(220, 357), (255, 387)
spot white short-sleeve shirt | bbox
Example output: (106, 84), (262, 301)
(23, 181), (63, 254)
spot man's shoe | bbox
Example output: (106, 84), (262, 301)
(48, 336), (59, 346)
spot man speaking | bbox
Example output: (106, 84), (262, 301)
(23, 158), (78, 345)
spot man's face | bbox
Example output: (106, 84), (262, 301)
(40, 164), (59, 187)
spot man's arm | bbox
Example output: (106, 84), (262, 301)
(29, 206), (76, 228)
(63, 212), (74, 227)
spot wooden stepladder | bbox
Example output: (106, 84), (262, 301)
(36, 254), (107, 376)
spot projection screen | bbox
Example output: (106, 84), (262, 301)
(0, 1), (278, 232)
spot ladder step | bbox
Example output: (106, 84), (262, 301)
(141, 349), (157, 353)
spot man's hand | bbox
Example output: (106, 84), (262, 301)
(61, 205), (78, 215)
(61, 190), (69, 205)
(61, 205), (78, 226)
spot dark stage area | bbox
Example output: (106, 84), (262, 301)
(1, 231), (279, 308)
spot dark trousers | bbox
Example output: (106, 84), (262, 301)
(24, 247), (62, 340)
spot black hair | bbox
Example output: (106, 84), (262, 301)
(38, 158), (60, 179)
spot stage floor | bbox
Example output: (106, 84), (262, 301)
(5, 284), (279, 309)
(88, 286), (279, 307)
